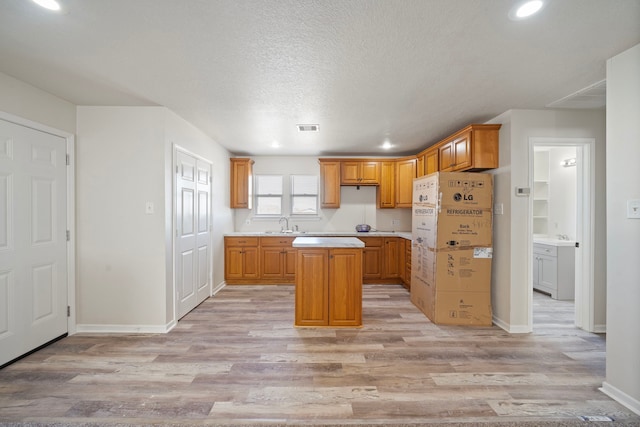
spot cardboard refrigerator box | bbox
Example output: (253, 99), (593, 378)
(424, 247), (493, 293)
(430, 290), (492, 326)
(415, 171), (494, 209)
(417, 206), (493, 250)
(409, 265), (435, 320)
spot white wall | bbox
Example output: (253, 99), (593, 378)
(0, 71), (75, 133)
(547, 146), (577, 240)
(234, 156), (412, 233)
(602, 43), (640, 415)
(76, 106), (233, 331)
(488, 109), (606, 332)
(76, 107), (168, 329)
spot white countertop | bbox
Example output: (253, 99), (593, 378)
(533, 237), (576, 247)
(292, 237), (365, 248)
(226, 231), (412, 240)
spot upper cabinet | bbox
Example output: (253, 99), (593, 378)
(424, 147), (439, 175)
(230, 158), (254, 209)
(377, 161), (396, 208)
(437, 124), (500, 172)
(319, 159), (341, 209)
(395, 157), (416, 208)
(340, 160), (380, 185)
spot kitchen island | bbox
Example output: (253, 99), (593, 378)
(292, 237), (364, 327)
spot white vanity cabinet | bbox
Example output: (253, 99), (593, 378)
(533, 242), (575, 300)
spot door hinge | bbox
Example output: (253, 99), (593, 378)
(176, 165), (179, 174)
(66, 230), (70, 241)
(67, 305), (71, 317)
(66, 154), (70, 166)
(575, 242), (580, 248)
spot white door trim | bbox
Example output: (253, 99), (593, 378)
(0, 111), (76, 335)
(528, 136), (596, 332)
(172, 144), (213, 323)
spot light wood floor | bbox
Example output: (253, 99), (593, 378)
(1, 284), (638, 426)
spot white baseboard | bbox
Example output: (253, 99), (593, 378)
(492, 315), (532, 334)
(212, 281), (226, 295)
(600, 382), (640, 416)
(593, 323), (607, 333)
(76, 321), (175, 334)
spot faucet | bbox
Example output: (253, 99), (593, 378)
(279, 216), (289, 232)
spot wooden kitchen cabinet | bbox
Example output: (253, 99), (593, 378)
(359, 237), (383, 280)
(424, 147), (439, 175)
(260, 237), (296, 283)
(319, 159), (341, 209)
(224, 237), (259, 282)
(295, 248), (362, 327)
(377, 161), (396, 208)
(230, 158), (254, 209)
(395, 157), (416, 208)
(341, 160), (380, 185)
(438, 124), (500, 172)
(383, 237), (401, 279)
(403, 240), (412, 290)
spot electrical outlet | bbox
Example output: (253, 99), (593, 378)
(245, 219), (251, 224)
(391, 219), (400, 226)
(628, 199), (640, 219)
(494, 203), (503, 215)
(145, 202), (154, 214)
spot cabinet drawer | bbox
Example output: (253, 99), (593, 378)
(225, 237), (259, 247)
(533, 243), (557, 257)
(260, 236), (295, 247)
(358, 237), (384, 247)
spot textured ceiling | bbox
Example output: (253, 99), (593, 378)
(1, 0), (639, 156)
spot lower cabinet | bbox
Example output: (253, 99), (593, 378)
(224, 237), (259, 282)
(295, 248), (363, 327)
(533, 243), (575, 300)
(260, 237), (296, 283)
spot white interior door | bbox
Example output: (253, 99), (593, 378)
(0, 119), (68, 367)
(175, 149), (211, 319)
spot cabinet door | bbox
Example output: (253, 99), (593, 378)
(395, 158), (416, 208)
(328, 249), (362, 327)
(319, 160), (341, 208)
(360, 161), (380, 184)
(261, 247), (284, 279)
(283, 248), (297, 279)
(230, 158), (253, 208)
(340, 161), (361, 184)
(295, 250), (329, 326)
(225, 247), (245, 279)
(242, 247), (260, 278)
(538, 254), (557, 294)
(425, 148), (439, 175)
(360, 237), (383, 280)
(383, 238), (401, 278)
(439, 142), (455, 172)
(452, 133), (471, 170)
(377, 161), (395, 208)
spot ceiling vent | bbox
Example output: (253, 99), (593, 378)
(297, 124), (319, 132)
(546, 80), (606, 109)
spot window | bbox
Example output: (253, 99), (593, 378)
(291, 175), (318, 215)
(255, 175), (283, 216)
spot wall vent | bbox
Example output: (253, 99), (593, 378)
(297, 124), (319, 132)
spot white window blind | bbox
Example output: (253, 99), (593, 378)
(255, 175), (283, 215)
(291, 175), (318, 215)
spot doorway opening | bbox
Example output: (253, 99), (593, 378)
(529, 137), (596, 332)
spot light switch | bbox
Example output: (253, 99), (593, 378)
(145, 202), (154, 215)
(628, 199), (640, 219)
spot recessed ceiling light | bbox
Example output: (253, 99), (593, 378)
(382, 140), (393, 150)
(509, 0), (544, 20)
(297, 124), (319, 132)
(32, 0), (61, 11)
